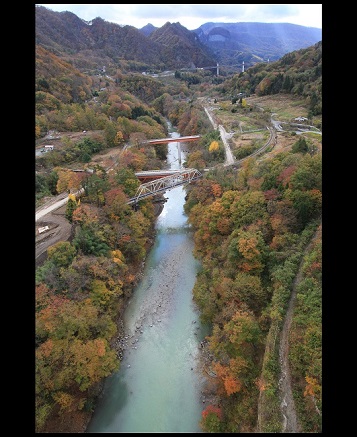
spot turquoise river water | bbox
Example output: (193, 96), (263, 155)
(87, 129), (209, 433)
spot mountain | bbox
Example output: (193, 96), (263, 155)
(140, 23), (157, 37)
(36, 5), (321, 73)
(35, 5), (216, 72)
(148, 21), (216, 68)
(35, 45), (94, 106)
(192, 22), (322, 67)
(139, 21), (321, 68)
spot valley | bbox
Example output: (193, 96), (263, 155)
(35, 9), (322, 432)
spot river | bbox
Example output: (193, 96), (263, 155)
(86, 128), (209, 433)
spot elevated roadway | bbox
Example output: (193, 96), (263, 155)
(147, 135), (200, 145)
(135, 169), (182, 182)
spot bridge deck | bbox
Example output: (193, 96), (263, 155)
(135, 170), (182, 182)
(147, 135), (200, 145)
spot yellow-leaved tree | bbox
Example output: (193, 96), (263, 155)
(209, 140), (219, 153)
(114, 131), (125, 146)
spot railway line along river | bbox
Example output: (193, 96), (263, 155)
(86, 127), (209, 433)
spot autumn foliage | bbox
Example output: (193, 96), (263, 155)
(186, 143), (321, 431)
(201, 405), (223, 433)
(35, 38), (322, 432)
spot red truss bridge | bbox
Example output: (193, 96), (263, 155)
(128, 168), (202, 204)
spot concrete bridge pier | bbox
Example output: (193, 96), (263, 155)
(177, 143), (181, 164)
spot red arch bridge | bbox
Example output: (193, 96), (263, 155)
(128, 168), (202, 204)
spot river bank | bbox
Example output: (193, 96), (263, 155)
(40, 200), (163, 433)
(41, 138), (217, 433)
(85, 165), (213, 432)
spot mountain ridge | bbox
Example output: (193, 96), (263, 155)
(36, 5), (321, 72)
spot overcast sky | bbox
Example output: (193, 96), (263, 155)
(36, 4), (322, 30)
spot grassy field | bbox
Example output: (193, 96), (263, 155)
(211, 94), (322, 159)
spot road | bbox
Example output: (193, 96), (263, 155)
(35, 210), (73, 264)
(36, 192), (69, 221)
(203, 106), (218, 130)
(219, 125), (235, 165)
(278, 225), (321, 432)
(271, 113), (321, 135)
(202, 100), (273, 167)
(35, 192), (75, 264)
(202, 104), (234, 165)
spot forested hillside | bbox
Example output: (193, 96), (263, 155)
(184, 149), (321, 432)
(35, 5), (216, 72)
(35, 32), (322, 433)
(36, 5), (321, 72)
(214, 41), (322, 118)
